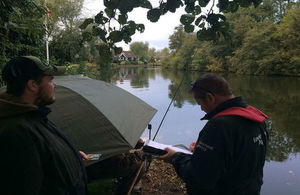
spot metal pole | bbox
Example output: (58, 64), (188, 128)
(45, 0), (49, 63)
(45, 24), (49, 63)
(148, 124), (152, 140)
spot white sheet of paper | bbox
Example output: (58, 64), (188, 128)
(145, 140), (192, 155)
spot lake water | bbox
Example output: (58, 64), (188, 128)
(100, 66), (300, 195)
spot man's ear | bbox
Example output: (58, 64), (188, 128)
(206, 93), (215, 104)
(26, 80), (39, 93)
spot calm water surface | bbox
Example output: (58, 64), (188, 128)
(100, 66), (300, 195)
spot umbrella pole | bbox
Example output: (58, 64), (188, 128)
(148, 124), (152, 140)
(126, 161), (145, 195)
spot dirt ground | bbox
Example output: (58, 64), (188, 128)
(140, 158), (187, 195)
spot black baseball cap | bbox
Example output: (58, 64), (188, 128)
(2, 56), (65, 83)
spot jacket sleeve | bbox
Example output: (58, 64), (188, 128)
(171, 119), (226, 189)
(0, 125), (43, 195)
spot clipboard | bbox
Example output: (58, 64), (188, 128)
(142, 140), (192, 156)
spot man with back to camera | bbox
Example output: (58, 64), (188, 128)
(160, 73), (269, 195)
(0, 56), (88, 195)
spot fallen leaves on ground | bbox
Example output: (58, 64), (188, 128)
(141, 158), (187, 195)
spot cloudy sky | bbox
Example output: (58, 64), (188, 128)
(82, 0), (185, 51)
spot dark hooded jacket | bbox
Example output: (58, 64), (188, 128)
(0, 91), (87, 195)
(171, 97), (268, 195)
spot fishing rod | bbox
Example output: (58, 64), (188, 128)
(127, 72), (186, 195)
(152, 72), (186, 141)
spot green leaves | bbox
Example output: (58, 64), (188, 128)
(192, 6), (201, 15)
(184, 24), (194, 33)
(105, 8), (115, 18)
(127, 21), (137, 35)
(252, 0), (262, 7)
(165, 0), (183, 13)
(136, 24), (145, 33)
(113, 46), (123, 54)
(207, 13), (219, 25)
(140, 0), (152, 9)
(180, 14), (195, 32)
(239, 0), (252, 8)
(118, 14), (127, 24)
(180, 14), (195, 25)
(79, 18), (94, 29)
(97, 43), (113, 65)
(92, 27), (107, 41)
(95, 12), (109, 24)
(218, 0), (229, 12)
(147, 8), (161, 22)
(227, 1), (239, 13)
(198, 0), (209, 7)
(104, 0), (119, 9)
(195, 15), (206, 26)
(108, 31), (123, 42)
(185, 3), (195, 13)
(82, 31), (93, 41)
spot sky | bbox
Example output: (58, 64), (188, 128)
(82, 0), (185, 51)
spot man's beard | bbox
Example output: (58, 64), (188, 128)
(35, 87), (55, 107)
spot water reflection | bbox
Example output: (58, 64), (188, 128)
(225, 74), (300, 162)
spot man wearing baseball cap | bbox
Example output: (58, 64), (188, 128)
(0, 56), (88, 195)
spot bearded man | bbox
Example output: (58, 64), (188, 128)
(0, 56), (87, 195)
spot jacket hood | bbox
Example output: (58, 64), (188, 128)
(0, 90), (38, 118)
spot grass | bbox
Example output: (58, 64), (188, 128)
(88, 178), (116, 195)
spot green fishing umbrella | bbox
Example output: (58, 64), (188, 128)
(48, 75), (157, 161)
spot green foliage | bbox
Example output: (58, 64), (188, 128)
(272, 5), (300, 75)
(47, 0), (84, 31)
(169, 25), (187, 51)
(159, 47), (170, 55)
(164, 0), (300, 76)
(49, 28), (86, 65)
(228, 21), (277, 75)
(88, 178), (115, 195)
(0, 0), (45, 68)
(130, 41), (149, 59)
(97, 43), (113, 66)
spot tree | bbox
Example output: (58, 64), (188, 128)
(49, 28), (86, 65)
(271, 4), (300, 75)
(157, 47), (170, 59)
(147, 48), (156, 58)
(228, 2), (300, 75)
(47, 0), (83, 31)
(47, 0), (87, 65)
(169, 25), (187, 52)
(0, 0), (45, 68)
(130, 41), (149, 59)
(162, 0), (300, 76)
(228, 21), (277, 75)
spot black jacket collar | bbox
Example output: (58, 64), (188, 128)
(201, 96), (247, 120)
(29, 106), (52, 122)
